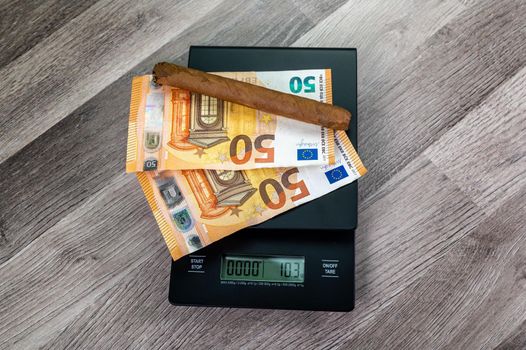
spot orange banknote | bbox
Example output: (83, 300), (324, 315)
(126, 70), (336, 172)
(138, 130), (366, 260)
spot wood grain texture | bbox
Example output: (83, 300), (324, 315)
(0, 0), (316, 264)
(344, 190), (526, 350)
(425, 66), (526, 215)
(299, 0), (526, 199)
(294, 0), (467, 90)
(0, 0), (98, 69)
(495, 320), (526, 350)
(1, 0), (525, 349)
(0, 0), (224, 163)
(0, 174), (161, 350)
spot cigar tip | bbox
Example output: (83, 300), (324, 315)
(152, 62), (175, 76)
(334, 107), (351, 130)
(155, 61), (170, 68)
(152, 62), (176, 85)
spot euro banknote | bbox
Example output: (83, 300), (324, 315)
(137, 131), (366, 260)
(126, 69), (335, 172)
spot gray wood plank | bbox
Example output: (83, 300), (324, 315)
(425, 66), (526, 215)
(301, 0), (526, 199)
(29, 154), (487, 350)
(290, 0), (348, 22)
(149, 0), (319, 67)
(494, 320), (526, 350)
(0, 0), (224, 164)
(0, 0), (317, 264)
(294, 0), (466, 92)
(0, 0), (98, 68)
(0, 174), (166, 350)
(0, 71), (132, 265)
(338, 189), (526, 350)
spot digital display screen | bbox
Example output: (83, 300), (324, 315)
(220, 255), (305, 283)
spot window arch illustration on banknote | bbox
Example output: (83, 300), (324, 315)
(168, 89), (229, 150)
(182, 169), (256, 219)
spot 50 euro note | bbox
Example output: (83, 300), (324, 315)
(137, 131), (367, 260)
(126, 69), (336, 172)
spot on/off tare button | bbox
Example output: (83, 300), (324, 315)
(188, 255), (206, 274)
(321, 259), (340, 278)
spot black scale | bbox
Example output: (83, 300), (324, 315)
(170, 46), (358, 311)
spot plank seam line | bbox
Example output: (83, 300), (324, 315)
(0, 173), (134, 270)
(0, 0), (229, 165)
(0, 0), (104, 72)
(361, 60), (526, 207)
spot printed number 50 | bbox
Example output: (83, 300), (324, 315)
(259, 168), (310, 210)
(230, 134), (274, 165)
(289, 76), (315, 93)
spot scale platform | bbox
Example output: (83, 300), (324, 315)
(169, 46), (358, 311)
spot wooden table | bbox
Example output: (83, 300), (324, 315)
(1, 1), (525, 349)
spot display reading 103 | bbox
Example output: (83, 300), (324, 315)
(220, 255), (305, 283)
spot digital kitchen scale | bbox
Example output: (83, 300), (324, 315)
(169, 46), (358, 311)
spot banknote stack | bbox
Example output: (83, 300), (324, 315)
(126, 69), (367, 260)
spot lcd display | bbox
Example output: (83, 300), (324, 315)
(220, 255), (305, 283)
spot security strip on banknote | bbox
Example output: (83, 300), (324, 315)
(126, 69), (336, 172)
(137, 131), (366, 261)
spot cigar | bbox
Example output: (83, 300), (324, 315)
(153, 62), (351, 130)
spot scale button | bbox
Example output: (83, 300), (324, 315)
(321, 259), (340, 278)
(188, 255), (206, 274)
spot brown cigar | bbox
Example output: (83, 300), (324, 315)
(153, 62), (351, 130)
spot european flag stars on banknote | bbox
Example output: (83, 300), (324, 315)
(297, 148), (318, 161)
(324, 165), (349, 184)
